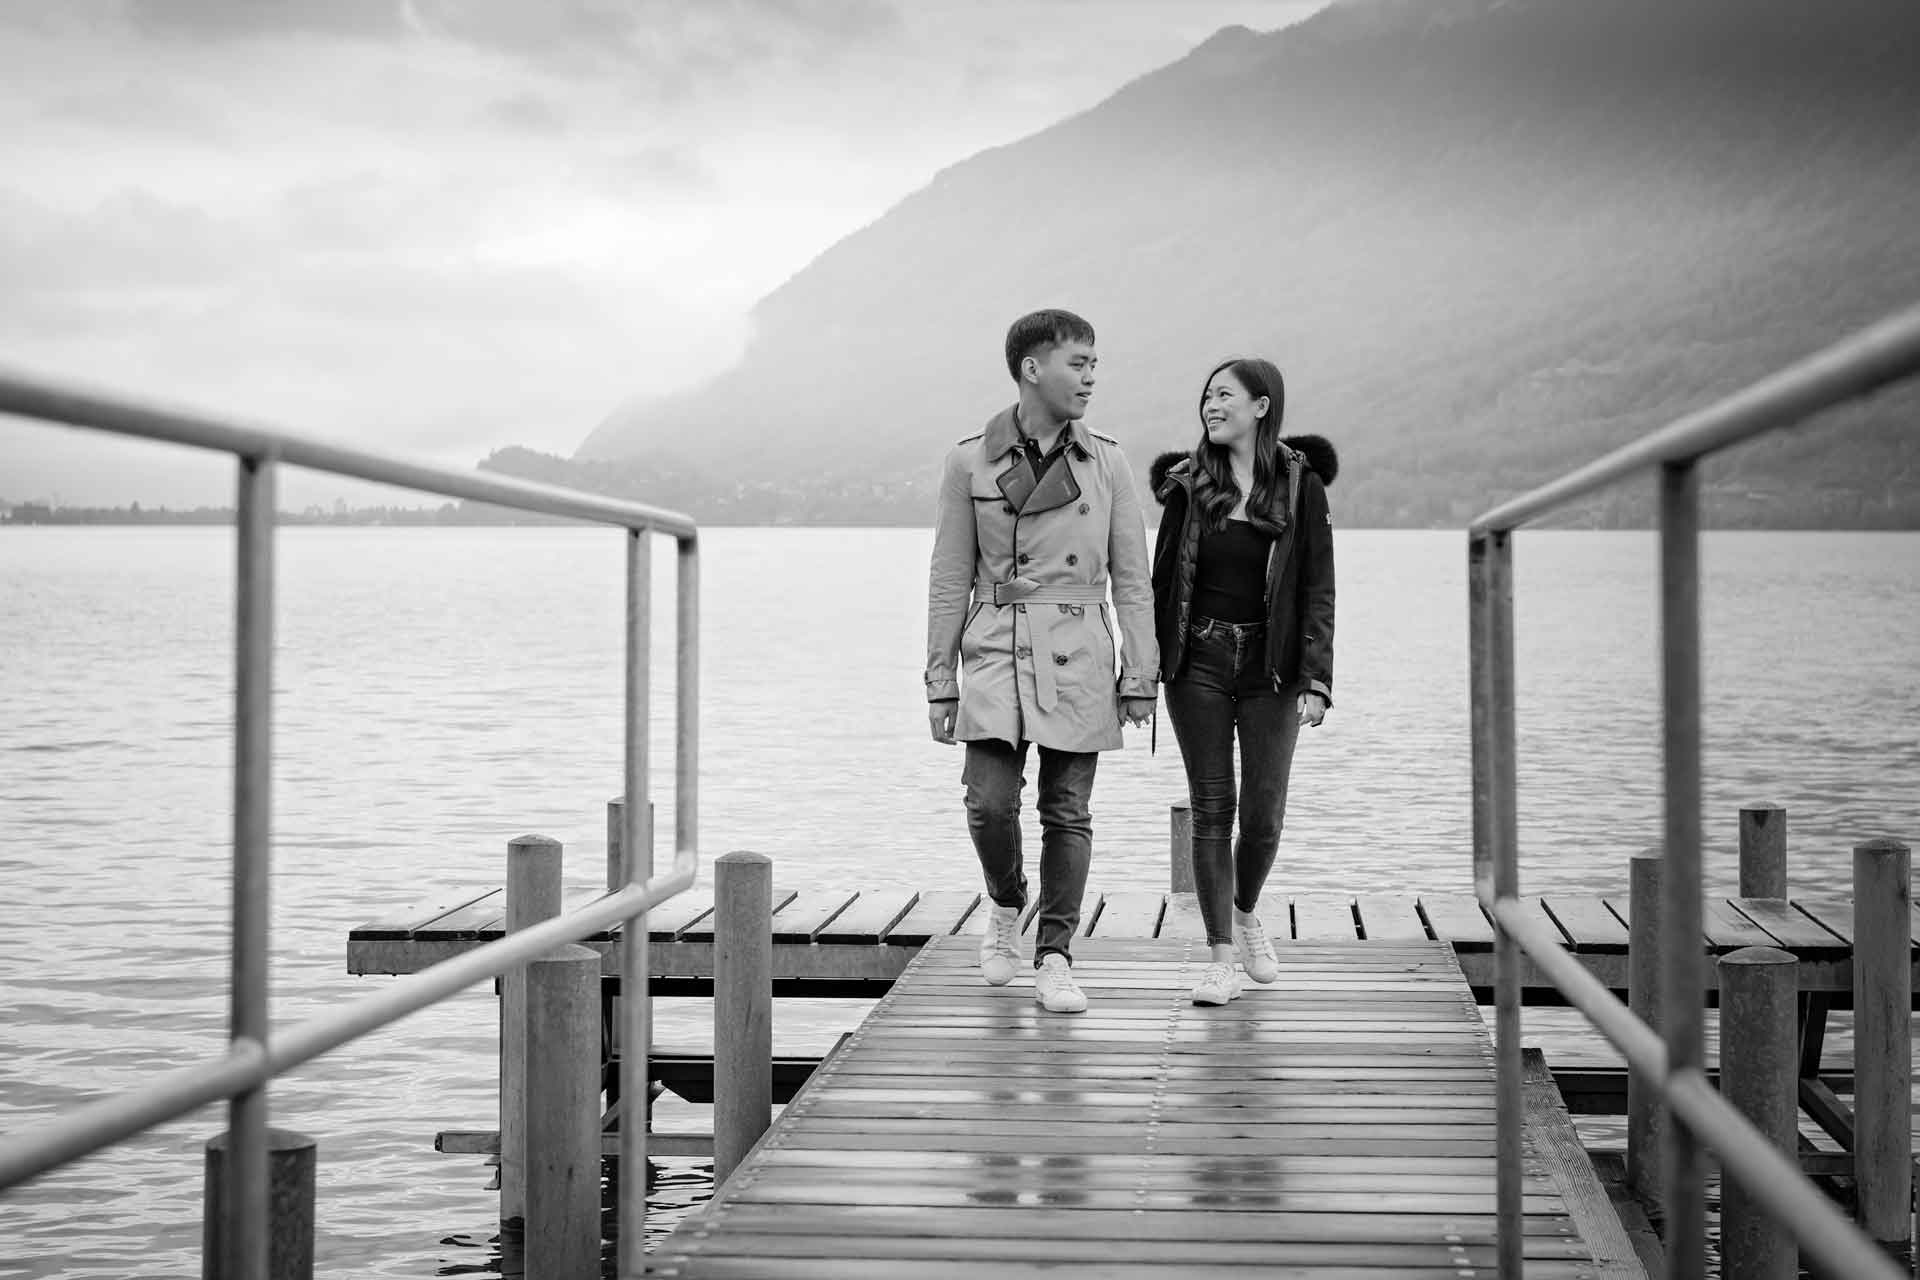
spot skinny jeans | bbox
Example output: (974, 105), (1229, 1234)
(961, 738), (1098, 966)
(1163, 617), (1304, 948)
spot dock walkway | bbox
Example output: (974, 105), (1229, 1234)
(650, 936), (1636, 1278)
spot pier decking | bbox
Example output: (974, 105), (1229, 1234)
(648, 936), (1638, 1278)
(348, 883), (1897, 1002)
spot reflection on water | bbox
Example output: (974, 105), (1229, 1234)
(1, 528), (1915, 1277)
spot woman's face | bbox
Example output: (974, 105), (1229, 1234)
(1202, 368), (1268, 452)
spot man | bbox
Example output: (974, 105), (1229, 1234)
(925, 308), (1159, 1014)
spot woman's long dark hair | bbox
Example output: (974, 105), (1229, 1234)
(1191, 356), (1288, 536)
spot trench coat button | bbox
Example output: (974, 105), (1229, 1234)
(1003, 504), (1016, 515)
(1052, 653), (1069, 666)
(1016, 604), (1026, 614)
(1016, 647), (1031, 659)
(1078, 503), (1090, 514)
(1065, 554), (1078, 566)
(1017, 553), (1031, 565)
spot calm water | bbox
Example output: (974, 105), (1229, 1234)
(1, 526), (1915, 1277)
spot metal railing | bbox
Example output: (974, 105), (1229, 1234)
(1467, 302), (1920, 1279)
(0, 368), (701, 1280)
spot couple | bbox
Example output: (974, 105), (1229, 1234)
(925, 308), (1338, 1013)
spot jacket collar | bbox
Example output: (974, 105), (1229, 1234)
(981, 405), (1094, 463)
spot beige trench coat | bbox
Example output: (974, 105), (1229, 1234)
(925, 407), (1158, 753)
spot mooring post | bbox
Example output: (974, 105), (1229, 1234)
(714, 851), (772, 1185)
(202, 1127), (315, 1280)
(1719, 946), (1799, 1280)
(1626, 849), (1666, 1203)
(523, 944), (602, 1280)
(1169, 802), (1194, 893)
(1738, 805), (1788, 900)
(1855, 837), (1913, 1256)
(502, 835), (563, 1255)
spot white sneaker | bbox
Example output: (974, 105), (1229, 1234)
(1033, 954), (1088, 1013)
(978, 903), (1021, 986)
(1191, 961), (1243, 1006)
(1234, 910), (1280, 984)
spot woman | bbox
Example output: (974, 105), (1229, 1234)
(1150, 356), (1337, 1006)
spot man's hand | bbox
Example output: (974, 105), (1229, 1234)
(1121, 695), (1156, 729)
(1298, 691), (1328, 728)
(928, 699), (958, 744)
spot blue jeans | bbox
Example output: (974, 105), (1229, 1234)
(1164, 617), (1304, 947)
(961, 739), (1098, 966)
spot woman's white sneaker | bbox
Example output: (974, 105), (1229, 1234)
(1191, 961), (1243, 1006)
(978, 904), (1022, 986)
(1234, 911), (1280, 984)
(1034, 954), (1088, 1013)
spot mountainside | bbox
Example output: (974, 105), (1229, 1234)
(547, 0), (1920, 527)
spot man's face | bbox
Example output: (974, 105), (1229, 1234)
(1026, 339), (1097, 423)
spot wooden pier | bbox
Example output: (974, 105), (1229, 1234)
(348, 880), (1903, 1004)
(648, 936), (1640, 1278)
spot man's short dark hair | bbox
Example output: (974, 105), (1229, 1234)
(1004, 309), (1095, 381)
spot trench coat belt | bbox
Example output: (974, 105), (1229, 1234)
(973, 578), (1110, 713)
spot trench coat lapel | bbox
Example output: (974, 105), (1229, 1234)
(995, 454), (1038, 513)
(1019, 453), (1082, 516)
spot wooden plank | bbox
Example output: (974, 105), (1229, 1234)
(678, 885), (800, 944)
(882, 890), (980, 945)
(1290, 894), (1357, 940)
(1158, 892), (1205, 939)
(637, 886), (716, 941)
(1419, 893), (1495, 946)
(1792, 895), (1855, 946)
(1088, 890), (1165, 938)
(1729, 897), (1849, 953)
(1610, 895), (1781, 951)
(1542, 897), (1629, 950)
(352, 886), (501, 938)
(1354, 894), (1430, 941)
(1522, 1049), (1647, 1278)
(770, 888), (861, 943)
(815, 889), (919, 945)
(415, 892), (508, 940)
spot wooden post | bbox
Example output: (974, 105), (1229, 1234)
(714, 851), (772, 1185)
(502, 835), (563, 1252)
(1855, 837), (1912, 1255)
(1738, 805), (1788, 900)
(202, 1128), (315, 1280)
(1626, 850), (1665, 1203)
(524, 944), (602, 1280)
(1169, 802), (1194, 893)
(1719, 946), (1799, 1280)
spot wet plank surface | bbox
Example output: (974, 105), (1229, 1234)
(651, 937), (1613, 1277)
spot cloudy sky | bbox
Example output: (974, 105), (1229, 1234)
(0, 0), (1330, 508)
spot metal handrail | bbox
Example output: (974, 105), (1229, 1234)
(1467, 301), (1920, 1280)
(0, 365), (699, 1280)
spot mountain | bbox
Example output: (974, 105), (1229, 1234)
(545, 0), (1920, 528)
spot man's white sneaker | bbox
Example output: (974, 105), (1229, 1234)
(1034, 954), (1088, 1013)
(1234, 911), (1280, 984)
(978, 904), (1022, 987)
(1191, 961), (1243, 1006)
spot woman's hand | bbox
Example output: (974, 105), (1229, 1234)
(1297, 691), (1328, 728)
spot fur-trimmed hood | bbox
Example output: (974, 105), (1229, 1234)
(1150, 435), (1338, 502)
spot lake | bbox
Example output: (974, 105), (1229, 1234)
(1, 525), (1915, 1277)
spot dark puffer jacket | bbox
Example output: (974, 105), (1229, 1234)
(1149, 436), (1337, 701)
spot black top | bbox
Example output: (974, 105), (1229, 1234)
(1191, 519), (1272, 624)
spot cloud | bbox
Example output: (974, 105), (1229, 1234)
(124, 0), (408, 40)
(481, 94), (571, 136)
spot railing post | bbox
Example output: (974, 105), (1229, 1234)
(1739, 805), (1788, 899)
(502, 835), (563, 1259)
(224, 452), (276, 1280)
(714, 851), (772, 1185)
(1169, 803), (1194, 893)
(1855, 838), (1913, 1258)
(1719, 946), (1799, 1280)
(524, 944), (603, 1280)
(1626, 849), (1667, 1204)
(1657, 460), (1705, 1280)
(202, 1127), (314, 1280)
